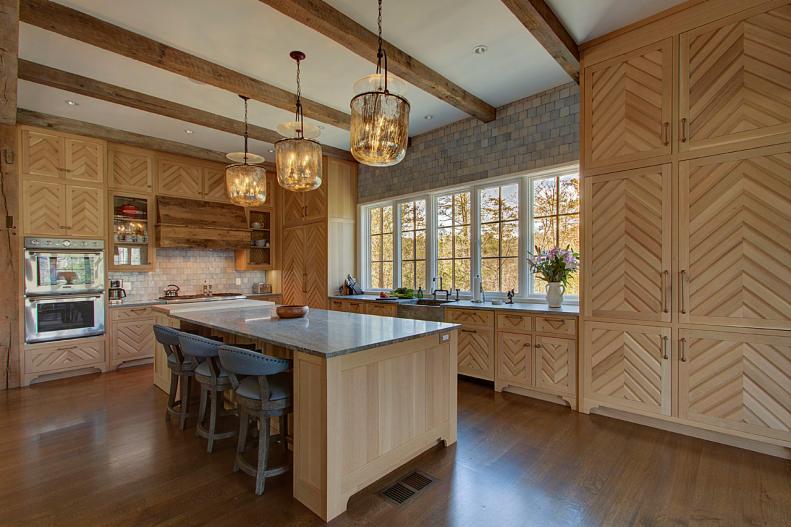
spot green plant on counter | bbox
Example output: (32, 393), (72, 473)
(391, 287), (415, 299)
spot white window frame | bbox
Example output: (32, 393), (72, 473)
(358, 164), (579, 303)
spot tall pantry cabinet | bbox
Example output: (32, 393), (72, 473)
(281, 157), (357, 309)
(580, 0), (791, 454)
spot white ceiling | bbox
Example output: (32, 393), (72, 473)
(18, 0), (684, 162)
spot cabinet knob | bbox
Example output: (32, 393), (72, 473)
(534, 343), (541, 348)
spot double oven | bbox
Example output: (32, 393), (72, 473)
(24, 237), (106, 344)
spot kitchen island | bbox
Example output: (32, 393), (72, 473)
(153, 303), (459, 521)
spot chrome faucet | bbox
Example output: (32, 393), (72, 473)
(432, 277), (450, 301)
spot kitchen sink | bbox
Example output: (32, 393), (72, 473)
(414, 299), (457, 306)
(397, 298), (457, 321)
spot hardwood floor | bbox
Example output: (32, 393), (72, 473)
(0, 367), (788, 527)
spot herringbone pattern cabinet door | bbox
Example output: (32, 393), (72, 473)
(304, 222), (328, 309)
(21, 129), (63, 178)
(585, 165), (671, 322)
(678, 329), (791, 442)
(64, 138), (104, 183)
(22, 180), (65, 236)
(585, 38), (672, 169)
(585, 322), (671, 416)
(109, 147), (153, 191)
(680, 5), (791, 152)
(66, 185), (103, 237)
(157, 159), (202, 199)
(458, 328), (494, 380)
(535, 336), (575, 395)
(496, 331), (532, 388)
(203, 167), (230, 203)
(282, 226), (305, 306)
(112, 319), (155, 363)
(679, 145), (791, 330)
(282, 189), (305, 228)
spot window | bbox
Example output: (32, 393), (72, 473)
(480, 183), (519, 293)
(360, 167), (579, 300)
(399, 200), (427, 290)
(436, 192), (471, 292)
(531, 174), (580, 295)
(368, 205), (393, 289)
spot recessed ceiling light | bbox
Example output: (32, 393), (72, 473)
(65, 99), (79, 106)
(317, 124), (325, 129)
(268, 149), (275, 153)
(184, 129), (194, 134)
(424, 115), (433, 120)
(473, 44), (488, 55)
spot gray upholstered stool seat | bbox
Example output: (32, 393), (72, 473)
(218, 344), (293, 495)
(178, 333), (237, 453)
(154, 325), (197, 430)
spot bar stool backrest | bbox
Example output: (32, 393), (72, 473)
(153, 325), (188, 365)
(178, 333), (223, 380)
(218, 345), (291, 399)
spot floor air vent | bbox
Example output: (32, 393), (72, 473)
(381, 471), (434, 505)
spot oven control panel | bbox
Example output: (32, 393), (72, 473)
(25, 237), (104, 250)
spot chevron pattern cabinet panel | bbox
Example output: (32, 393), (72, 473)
(303, 222), (328, 309)
(66, 185), (103, 238)
(584, 38), (672, 169)
(22, 180), (65, 236)
(203, 167), (230, 203)
(585, 322), (671, 416)
(282, 226), (306, 306)
(458, 328), (495, 380)
(25, 339), (105, 375)
(64, 138), (104, 183)
(157, 159), (202, 199)
(109, 147), (153, 191)
(678, 329), (791, 442)
(679, 145), (791, 330)
(680, 4), (791, 152)
(21, 128), (63, 179)
(112, 318), (156, 366)
(586, 165), (671, 322)
(496, 331), (532, 388)
(535, 336), (575, 396)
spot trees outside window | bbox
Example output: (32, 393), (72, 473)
(399, 200), (427, 290)
(480, 183), (519, 293)
(368, 205), (393, 289)
(436, 192), (471, 292)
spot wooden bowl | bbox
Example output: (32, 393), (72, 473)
(276, 305), (309, 319)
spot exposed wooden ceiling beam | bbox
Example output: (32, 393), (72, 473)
(17, 108), (280, 169)
(0, 0), (19, 125)
(500, 0), (580, 83)
(19, 0), (351, 130)
(17, 60), (353, 161)
(259, 0), (497, 123)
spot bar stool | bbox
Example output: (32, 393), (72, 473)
(178, 333), (237, 453)
(154, 325), (196, 430)
(218, 345), (292, 495)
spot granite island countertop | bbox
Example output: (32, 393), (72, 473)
(329, 295), (579, 315)
(159, 304), (460, 358)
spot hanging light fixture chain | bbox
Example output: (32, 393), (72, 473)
(296, 56), (304, 138)
(240, 95), (250, 164)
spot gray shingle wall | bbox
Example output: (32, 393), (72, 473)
(357, 82), (579, 203)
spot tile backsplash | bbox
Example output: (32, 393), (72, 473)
(109, 248), (266, 301)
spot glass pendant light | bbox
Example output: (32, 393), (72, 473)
(349, 0), (410, 167)
(226, 95), (267, 206)
(276, 51), (323, 192)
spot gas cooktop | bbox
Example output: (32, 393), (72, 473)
(158, 293), (246, 304)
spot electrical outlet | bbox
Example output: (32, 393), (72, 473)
(235, 278), (242, 285)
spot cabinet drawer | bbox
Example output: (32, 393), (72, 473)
(497, 312), (533, 332)
(112, 306), (155, 320)
(445, 308), (494, 327)
(535, 316), (576, 337)
(345, 301), (365, 314)
(329, 300), (345, 311)
(365, 302), (398, 317)
(25, 339), (106, 374)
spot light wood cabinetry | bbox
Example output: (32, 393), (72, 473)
(445, 308), (495, 381)
(365, 302), (398, 317)
(110, 307), (156, 368)
(108, 144), (154, 192)
(202, 166), (229, 202)
(580, 0), (791, 451)
(583, 38), (673, 170)
(535, 335), (575, 396)
(20, 127), (105, 183)
(108, 191), (156, 271)
(157, 156), (203, 199)
(22, 336), (107, 386)
(497, 331), (533, 387)
(281, 157), (357, 310)
(65, 185), (104, 237)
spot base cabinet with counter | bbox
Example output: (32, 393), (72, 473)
(109, 306), (157, 369)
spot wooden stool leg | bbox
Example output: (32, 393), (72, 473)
(234, 407), (248, 472)
(255, 414), (270, 495)
(207, 389), (219, 453)
(166, 371), (178, 422)
(179, 375), (191, 431)
(196, 385), (208, 437)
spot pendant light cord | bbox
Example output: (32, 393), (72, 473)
(240, 95), (250, 165)
(375, 0), (389, 94)
(295, 57), (304, 139)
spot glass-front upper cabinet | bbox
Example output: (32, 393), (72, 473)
(109, 191), (155, 271)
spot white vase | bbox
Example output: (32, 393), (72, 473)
(545, 282), (565, 308)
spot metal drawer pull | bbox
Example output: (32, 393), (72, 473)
(57, 346), (78, 351)
(460, 329), (477, 334)
(661, 270), (669, 313)
(680, 337), (687, 362)
(662, 336), (669, 359)
(662, 122), (669, 145)
(681, 118), (688, 143)
(680, 270), (687, 314)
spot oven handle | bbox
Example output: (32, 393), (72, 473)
(26, 250), (104, 256)
(26, 293), (104, 301)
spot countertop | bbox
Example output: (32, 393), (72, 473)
(151, 299), (273, 314)
(329, 295), (579, 315)
(109, 293), (280, 309)
(161, 305), (460, 358)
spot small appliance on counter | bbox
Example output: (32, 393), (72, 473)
(108, 280), (127, 304)
(162, 284), (181, 298)
(252, 282), (272, 294)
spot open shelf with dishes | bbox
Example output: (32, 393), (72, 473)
(235, 207), (277, 271)
(108, 191), (156, 271)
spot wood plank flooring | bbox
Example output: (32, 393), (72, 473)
(0, 367), (789, 526)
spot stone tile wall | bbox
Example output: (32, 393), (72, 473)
(109, 248), (266, 301)
(358, 82), (579, 202)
